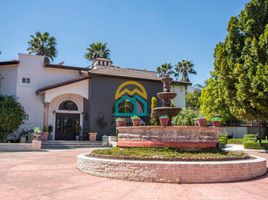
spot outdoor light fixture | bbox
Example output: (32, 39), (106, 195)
(53, 110), (56, 115)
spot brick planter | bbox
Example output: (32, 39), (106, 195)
(77, 154), (267, 183)
(117, 126), (220, 149)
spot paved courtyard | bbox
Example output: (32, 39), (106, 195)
(0, 148), (267, 200)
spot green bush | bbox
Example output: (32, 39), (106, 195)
(172, 109), (198, 126)
(243, 141), (268, 150)
(243, 134), (256, 142)
(227, 138), (243, 144)
(218, 134), (228, 146)
(0, 95), (26, 142)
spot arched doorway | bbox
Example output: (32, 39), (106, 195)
(55, 100), (80, 140)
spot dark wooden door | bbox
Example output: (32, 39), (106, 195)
(55, 113), (80, 140)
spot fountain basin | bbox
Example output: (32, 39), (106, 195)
(117, 126), (220, 149)
(153, 107), (181, 117)
(157, 92), (177, 100)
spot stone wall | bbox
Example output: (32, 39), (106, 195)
(77, 154), (267, 183)
(117, 126), (220, 149)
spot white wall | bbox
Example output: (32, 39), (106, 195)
(0, 65), (18, 96)
(15, 54), (82, 130)
(173, 85), (186, 108)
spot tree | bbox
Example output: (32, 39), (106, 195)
(174, 60), (197, 82)
(0, 96), (26, 142)
(199, 78), (235, 122)
(209, 0), (268, 121)
(156, 63), (173, 77)
(85, 42), (110, 61)
(186, 88), (201, 110)
(27, 32), (57, 63)
(150, 96), (159, 125)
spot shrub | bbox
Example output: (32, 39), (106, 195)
(243, 134), (256, 142)
(227, 138), (243, 144)
(243, 141), (268, 150)
(218, 134), (228, 146)
(150, 96), (159, 126)
(172, 109), (197, 126)
(0, 95), (26, 142)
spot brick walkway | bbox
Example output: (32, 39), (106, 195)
(0, 148), (267, 200)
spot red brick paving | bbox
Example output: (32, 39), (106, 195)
(0, 149), (267, 200)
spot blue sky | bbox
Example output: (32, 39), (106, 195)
(0, 0), (249, 85)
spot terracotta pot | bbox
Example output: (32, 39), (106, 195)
(132, 119), (141, 126)
(33, 133), (41, 141)
(116, 120), (126, 127)
(212, 121), (221, 127)
(196, 118), (207, 127)
(160, 118), (169, 126)
(41, 132), (49, 141)
(88, 132), (97, 141)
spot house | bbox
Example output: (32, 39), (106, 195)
(0, 54), (190, 140)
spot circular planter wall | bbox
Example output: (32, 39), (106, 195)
(77, 154), (267, 183)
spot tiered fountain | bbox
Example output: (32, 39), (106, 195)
(153, 76), (181, 118)
(117, 76), (220, 149)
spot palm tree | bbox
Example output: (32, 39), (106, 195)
(156, 63), (173, 77)
(84, 42), (110, 61)
(27, 32), (57, 63)
(174, 60), (197, 82)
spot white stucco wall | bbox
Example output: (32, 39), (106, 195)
(44, 79), (88, 103)
(15, 54), (82, 130)
(173, 85), (186, 109)
(0, 65), (18, 96)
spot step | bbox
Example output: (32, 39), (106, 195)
(41, 140), (103, 149)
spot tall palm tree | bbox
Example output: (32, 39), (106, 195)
(84, 42), (110, 61)
(156, 63), (173, 77)
(174, 60), (197, 82)
(27, 32), (57, 63)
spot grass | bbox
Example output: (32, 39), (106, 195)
(90, 147), (249, 161)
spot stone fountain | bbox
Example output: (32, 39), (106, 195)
(153, 76), (181, 119)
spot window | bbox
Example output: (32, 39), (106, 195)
(59, 100), (78, 111)
(22, 77), (31, 84)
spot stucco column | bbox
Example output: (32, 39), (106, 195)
(43, 103), (50, 127)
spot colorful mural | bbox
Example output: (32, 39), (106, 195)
(114, 81), (148, 117)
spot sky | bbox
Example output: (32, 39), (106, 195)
(0, 0), (249, 85)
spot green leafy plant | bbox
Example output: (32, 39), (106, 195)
(84, 42), (110, 61)
(150, 96), (159, 126)
(160, 115), (169, 119)
(42, 125), (48, 132)
(173, 109), (198, 126)
(211, 117), (222, 122)
(116, 118), (125, 121)
(131, 115), (140, 120)
(0, 95), (26, 141)
(244, 141), (268, 150)
(33, 127), (41, 134)
(156, 63), (173, 77)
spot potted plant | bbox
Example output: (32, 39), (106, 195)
(159, 115), (169, 126)
(48, 125), (53, 140)
(41, 125), (49, 141)
(76, 125), (81, 141)
(211, 117), (222, 127)
(33, 127), (41, 141)
(116, 118), (126, 127)
(196, 117), (207, 127)
(131, 115), (141, 126)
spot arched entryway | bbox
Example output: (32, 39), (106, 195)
(55, 100), (80, 140)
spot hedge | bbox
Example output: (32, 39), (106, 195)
(243, 141), (268, 150)
(227, 138), (243, 144)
